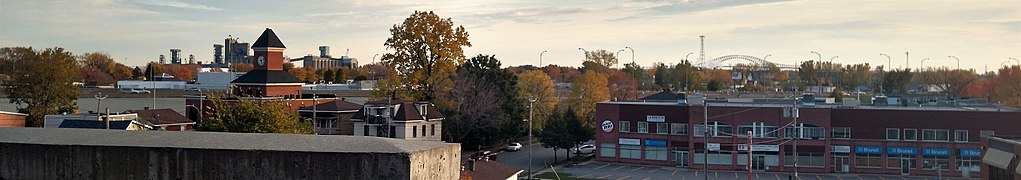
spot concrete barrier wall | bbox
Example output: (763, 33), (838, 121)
(0, 143), (422, 179)
(0, 128), (461, 179)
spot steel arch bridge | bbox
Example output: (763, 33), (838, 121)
(700, 55), (797, 70)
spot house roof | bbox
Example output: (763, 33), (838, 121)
(231, 70), (302, 84)
(58, 120), (133, 130)
(460, 160), (523, 180)
(252, 28), (286, 48)
(351, 101), (444, 121)
(0, 128), (458, 153)
(0, 111), (27, 116)
(130, 109), (194, 125)
(299, 99), (362, 112)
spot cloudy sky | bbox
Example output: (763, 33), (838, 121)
(2, 0), (1019, 72)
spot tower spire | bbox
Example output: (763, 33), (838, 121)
(699, 35), (706, 67)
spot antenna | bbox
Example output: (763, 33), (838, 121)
(699, 35), (706, 68)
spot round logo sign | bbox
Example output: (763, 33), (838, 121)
(601, 119), (614, 133)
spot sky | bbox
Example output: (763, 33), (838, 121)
(1, 0), (1019, 72)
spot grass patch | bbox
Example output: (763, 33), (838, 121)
(533, 172), (598, 180)
(550, 154), (595, 167)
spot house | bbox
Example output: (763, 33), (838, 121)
(298, 98), (362, 135)
(459, 159), (523, 180)
(44, 113), (138, 128)
(351, 100), (444, 141)
(57, 119), (152, 130)
(131, 108), (196, 131)
(0, 111), (27, 127)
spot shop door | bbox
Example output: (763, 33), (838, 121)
(833, 156), (849, 173)
(752, 155), (766, 170)
(674, 151), (688, 167)
(900, 159), (911, 175)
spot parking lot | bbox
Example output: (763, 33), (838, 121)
(547, 162), (976, 180)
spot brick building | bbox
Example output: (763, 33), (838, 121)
(0, 111), (26, 127)
(595, 95), (1021, 178)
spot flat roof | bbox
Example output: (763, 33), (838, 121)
(0, 128), (456, 154)
(600, 100), (1019, 112)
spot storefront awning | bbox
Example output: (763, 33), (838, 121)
(982, 148), (1015, 169)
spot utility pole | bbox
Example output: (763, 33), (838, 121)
(747, 130), (753, 180)
(104, 108), (110, 130)
(792, 90), (800, 179)
(703, 96), (709, 180)
(527, 97), (536, 180)
(94, 92), (108, 113)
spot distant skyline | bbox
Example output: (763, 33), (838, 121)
(2, 0), (1019, 72)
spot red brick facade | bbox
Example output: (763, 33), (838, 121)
(595, 101), (1021, 177)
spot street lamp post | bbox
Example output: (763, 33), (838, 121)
(880, 53), (891, 70)
(921, 58), (930, 70)
(578, 48), (588, 61)
(829, 56), (839, 88)
(1002, 61), (1012, 67)
(527, 97), (536, 180)
(811, 51), (822, 85)
(372, 54), (379, 65)
(948, 56), (960, 70)
(94, 92), (108, 113)
(1010, 57), (1020, 66)
(540, 50), (548, 67)
(625, 47), (635, 68)
(703, 96), (709, 180)
(616, 49), (625, 68)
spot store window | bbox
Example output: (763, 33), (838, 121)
(784, 152), (825, 167)
(954, 130), (968, 142)
(620, 145), (642, 159)
(785, 123), (825, 139)
(832, 127), (851, 139)
(600, 143), (616, 158)
(904, 129), (917, 141)
(620, 121), (630, 133)
(738, 122), (779, 138)
(922, 156), (950, 170)
(854, 154), (883, 168)
(922, 129), (950, 142)
(645, 146), (668, 161)
(670, 123), (688, 135)
(694, 151), (732, 165)
(694, 121), (732, 137)
(957, 156), (980, 172)
(638, 122), (649, 133)
(886, 128), (900, 141)
(656, 123), (668, 134)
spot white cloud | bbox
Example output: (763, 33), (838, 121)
(138, 0), (223, 11)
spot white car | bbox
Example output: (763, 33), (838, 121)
(572, 144), (596, 154)
(507, 142), (522, 151)
(120, 88), (150, 94)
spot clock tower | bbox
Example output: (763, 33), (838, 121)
(231, 28), (303, 98)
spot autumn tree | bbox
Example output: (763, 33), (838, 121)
(799, 61), (821, 86)
(231, 63), (253, 72)
(1, 47), (80, 127)
(517, 70), (557, 131)
(570, 71), (610, 124)
(198, 95), (313, 134)
(670, 60), (701, 91)
(608, 70), (638, 100)
(282, 62), (295, 71)
(920, 67), (979, 98)
(881, 69), (914, 94)
(583, 49), (618, 69)
(131, 67), (144, 80)
(380, 11), (471, 101)
(841, 63), (872, 90)
(144, 62), (165, 80)
(79, 52), (131, 85)
(989, 65), (1021, 107)
(334, 68), (348, 83)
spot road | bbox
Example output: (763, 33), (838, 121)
(553, 162), (976, 180)
(495, 142), (577, 176)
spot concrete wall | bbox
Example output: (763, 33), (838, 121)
(0, 129), (461, 179)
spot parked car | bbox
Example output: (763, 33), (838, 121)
(507, 142), (522, 151)
(120, 88), (150, 94)
(185, 87), (202, 92)
(572, 144), (595, 154)
(470, 150), (497, 160)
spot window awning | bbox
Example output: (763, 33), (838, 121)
(982, 148), (1015, 169)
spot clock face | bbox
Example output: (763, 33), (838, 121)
(257, 56), (266, 66)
